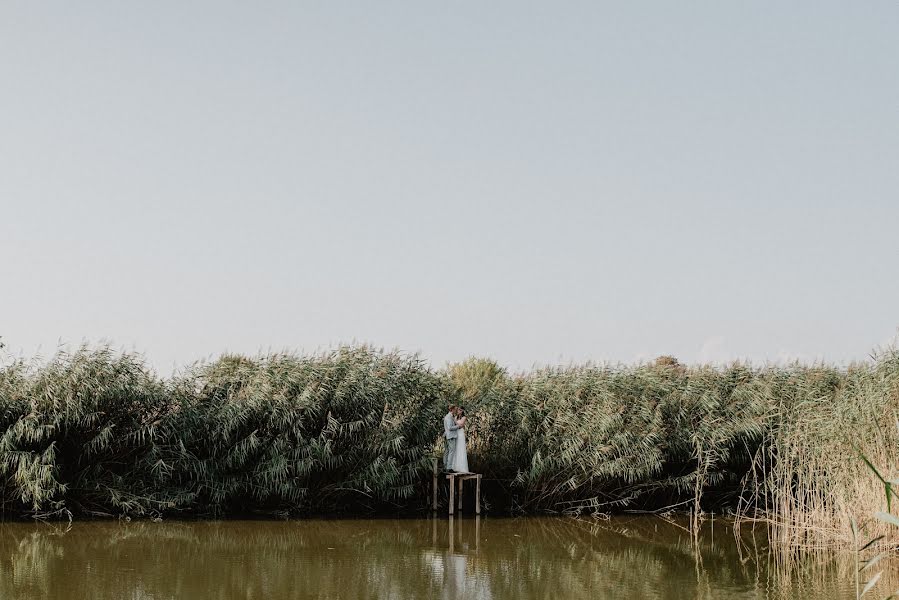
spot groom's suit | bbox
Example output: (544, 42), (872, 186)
(443, 412), (460, 471)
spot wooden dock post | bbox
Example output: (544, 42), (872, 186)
(448, 475), (455, 515)
(444, 473), (482, 516)
(475, 475), (481, 515)
(431, 458), (438, 512)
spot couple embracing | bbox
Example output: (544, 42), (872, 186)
(442, 404), (469, 473)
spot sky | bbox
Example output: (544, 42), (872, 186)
(1, 2), (898, 374)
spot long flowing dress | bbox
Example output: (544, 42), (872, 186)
(453, 425), (469, 473)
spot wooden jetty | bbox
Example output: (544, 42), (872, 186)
(431, 458), (481, 515)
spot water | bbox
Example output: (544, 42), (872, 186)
(0, 516), (868, 599)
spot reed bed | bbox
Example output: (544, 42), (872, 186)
(0, 346), (445, 518)
(0, 344), (897, 546)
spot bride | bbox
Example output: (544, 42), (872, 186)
(452, 407), (469, 473)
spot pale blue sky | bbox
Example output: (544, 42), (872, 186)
(2, 2), (897, 373)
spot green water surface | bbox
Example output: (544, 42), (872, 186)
(0, 516), (864, 599)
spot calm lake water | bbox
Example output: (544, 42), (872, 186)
(0, 515), (872, 599)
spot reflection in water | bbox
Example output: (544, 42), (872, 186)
(425, 517), (491, 600)
(0, 515), (884, 599)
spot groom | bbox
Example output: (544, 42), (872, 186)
(443, 404), (461, 472)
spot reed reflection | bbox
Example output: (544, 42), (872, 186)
(0, 517), (873, 600)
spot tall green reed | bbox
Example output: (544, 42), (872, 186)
(0, 341), (896, 546)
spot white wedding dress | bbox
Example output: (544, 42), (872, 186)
(453, 426), (469, 473)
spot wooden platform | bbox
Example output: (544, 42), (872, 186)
(431, 459), (481, 515)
